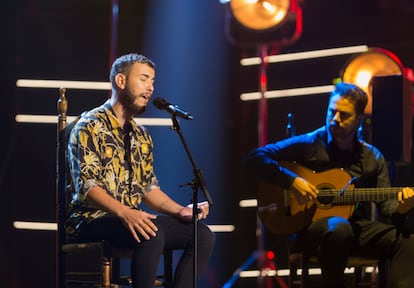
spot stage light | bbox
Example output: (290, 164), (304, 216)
(341, 47), (404, 115)
(342, 48), (413, 162)
(230, 0), (291, 31)
(225, 0), (302, 47)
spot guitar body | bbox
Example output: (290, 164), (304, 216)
(257, 161), (355, 235)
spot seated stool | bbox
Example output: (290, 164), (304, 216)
(288, 251), (389, 288)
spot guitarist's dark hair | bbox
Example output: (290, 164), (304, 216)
(330, 82), (368, 116)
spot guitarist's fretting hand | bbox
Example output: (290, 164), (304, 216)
(291, 177), (319, 205)
(397, 187), (414, 214)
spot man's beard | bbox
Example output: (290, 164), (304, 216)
(329, 122), (358, 143)
(119, 85), (146, 115)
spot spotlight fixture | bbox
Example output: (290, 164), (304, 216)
(225, 0), (302, 47)
(341, 47), (404, 115)
(230, 0), (291, 31)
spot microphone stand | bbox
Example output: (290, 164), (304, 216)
(170, 115), (214, 288)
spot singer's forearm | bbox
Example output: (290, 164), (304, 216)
(85, 186), (130, 217)
(144, 188), (184, 215)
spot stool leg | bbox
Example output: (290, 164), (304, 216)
(102, 258), (111, 287)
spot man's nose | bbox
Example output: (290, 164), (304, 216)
(147, 83), (154, 93)
(332, 112), (341, 121)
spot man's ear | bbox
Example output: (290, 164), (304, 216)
(356, 114), (364, 125)
(115, 73), (126, 89)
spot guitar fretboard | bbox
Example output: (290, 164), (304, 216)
(313, 188), (400, 204)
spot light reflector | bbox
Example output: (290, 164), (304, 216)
(230, 0), (291, 30)
(342, 48), (404, 114)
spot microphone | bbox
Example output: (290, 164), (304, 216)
(153, 97), (194, 120)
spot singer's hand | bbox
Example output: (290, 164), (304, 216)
(178, 201), (210, 221)
(195, 201), (210, 220)
(118, 207), (158, 243)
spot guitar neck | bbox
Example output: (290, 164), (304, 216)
(325, 187), (400, 204)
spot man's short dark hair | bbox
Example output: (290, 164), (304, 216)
(330, 82), (368, 116)
(109, 53), (156, 90)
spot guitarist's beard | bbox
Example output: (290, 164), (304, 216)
(328, 121), (359, 150)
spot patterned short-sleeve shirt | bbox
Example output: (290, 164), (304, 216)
(64, 100), (159, 240)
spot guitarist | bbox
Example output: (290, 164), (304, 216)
(244, 82), (414, 288)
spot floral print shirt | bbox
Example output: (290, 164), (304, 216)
(64, 100), (159, 241)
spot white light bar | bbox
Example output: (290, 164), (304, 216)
(134, 118), (172, 126)
(229, 266), (374, 279)
(238, 268), (322, 278)
(208, 225), (235, 232)
(15, 115), (79, 124)
(240, 45), (369, 66)
(240, 85), (334, 101)
(16, 79), (111, 90)
(239, 199), (257, 208)
(13, 221), (234, 233)
(13, 221), (57, 231)
(240, 269), (277, 277)
(15, 114), (173, 126)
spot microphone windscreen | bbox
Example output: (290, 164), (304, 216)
(153, 97), (167, 110)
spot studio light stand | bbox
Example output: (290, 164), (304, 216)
(222, 1), (303, 286)
(223, 44), (284, 288)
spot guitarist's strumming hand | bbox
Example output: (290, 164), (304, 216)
(291, 177), (318, 205)
(397, 187), (414, 214)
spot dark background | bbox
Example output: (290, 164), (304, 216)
(1, 0), (414, 287)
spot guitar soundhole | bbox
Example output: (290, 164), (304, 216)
(317, 183), (335, 205)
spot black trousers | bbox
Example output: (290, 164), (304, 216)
(76, 215), (215, 288)
(291, 216), (414, 288)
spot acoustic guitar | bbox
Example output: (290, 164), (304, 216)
(257, 161), (399, 236)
